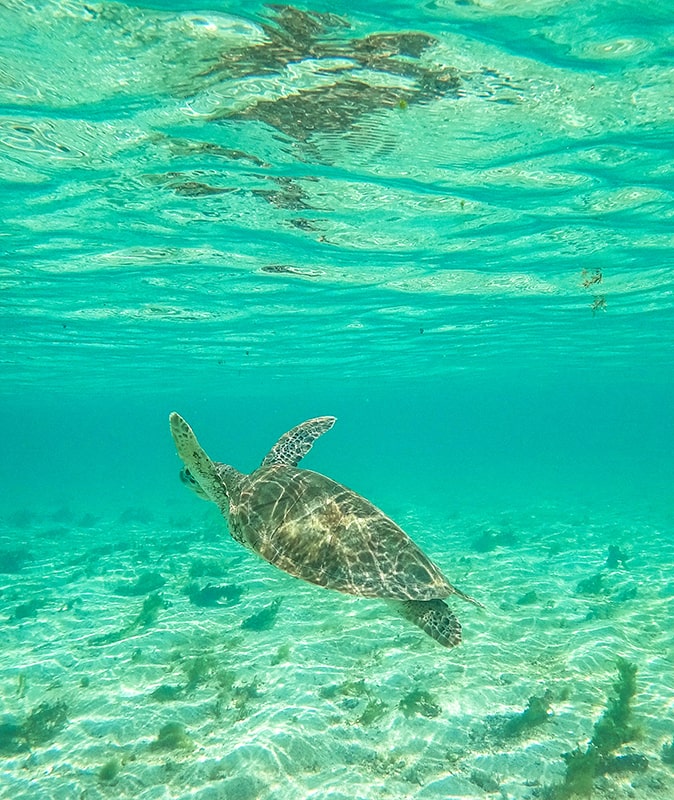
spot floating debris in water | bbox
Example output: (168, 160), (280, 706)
(581, 267), (603, 288)
(591, 295), (607, 315)
(172, 181), (232, 197)
(260, 264), (323, 277)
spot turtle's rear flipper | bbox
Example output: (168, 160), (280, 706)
(393, 598), (462, 648)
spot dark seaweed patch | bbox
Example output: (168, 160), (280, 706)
(399, 688), (441, 719)
(0, 547), (32, 573)
(0, 700), (69, 753)
(114, 571), (166, 596)
(241, 598), (282, 631)
(149, 722), (194, 752)
(545, 658), (642, 799)
(185, 582), (243, 607)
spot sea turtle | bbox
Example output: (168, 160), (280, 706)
(169, 413), (482, 648)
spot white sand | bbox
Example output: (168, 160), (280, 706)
(0, 501), (672, 800)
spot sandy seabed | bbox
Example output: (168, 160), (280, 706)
(0, 499), (672, 800)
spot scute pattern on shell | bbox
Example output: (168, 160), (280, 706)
(227, 465), (454, 601)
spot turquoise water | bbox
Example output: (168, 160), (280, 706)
(1, 1), (673, 798)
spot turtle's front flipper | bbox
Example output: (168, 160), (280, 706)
(261, 416), (336, 468)
(391, 598), (462, 648)
(169, 413), (229, 512)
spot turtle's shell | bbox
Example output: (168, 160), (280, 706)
(226, 465), (453, 601)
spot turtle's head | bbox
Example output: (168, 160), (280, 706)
(179, 467), (210, 500)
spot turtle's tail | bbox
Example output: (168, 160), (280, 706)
(391, 598), (462, 648)
(450, 583), (486, 610)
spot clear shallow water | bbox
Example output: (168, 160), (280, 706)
(0, 1), (673, 799)
(1, 0), (674, 388)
